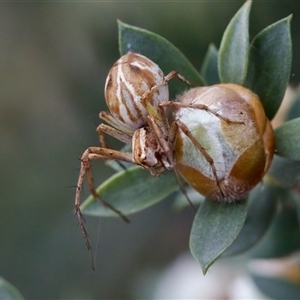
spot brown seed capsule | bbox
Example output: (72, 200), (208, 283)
(172, 84), (275, 201)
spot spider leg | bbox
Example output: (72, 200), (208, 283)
(75, 147), (133, 269)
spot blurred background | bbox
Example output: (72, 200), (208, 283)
(1, 1), (300, 299)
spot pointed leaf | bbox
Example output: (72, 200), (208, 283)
(118, 21), (205, 99)
(81, 166), (178, 216)
(190, 199), (247, 274)
(291, 191), (300, 229)
(275, 117), (300, 161)
(218, 0), (251, 84)
(286, 85), (300, 121)
(251, 274), (300, 300)
(200, 44), (220, 85)
(249, 190), (300, 259)
(222, 184), (278, 257)
(246, 16), (292, 120)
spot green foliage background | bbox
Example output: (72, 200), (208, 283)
(1, 2), (300, 299)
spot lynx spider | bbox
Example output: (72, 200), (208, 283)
(75, 52), (241, 269)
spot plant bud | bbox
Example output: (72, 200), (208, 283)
(174, 84), (275, 201)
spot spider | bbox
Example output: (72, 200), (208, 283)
(75, 52), (190, 269)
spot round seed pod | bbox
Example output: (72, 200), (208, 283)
(174, 84), (275, 201)
(104, 52), (168, 132)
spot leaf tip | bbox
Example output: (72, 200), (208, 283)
(287, 14), (293, 23)
(202, 266), (209, 276)
(245, 0), (252, 8)
(117, 19), (125, 27)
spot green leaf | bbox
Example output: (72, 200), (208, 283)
(222, 184), (278, 257)
(291, 191), (300, 229)
(251, 274), (300, 300)
(118, 21), (205, 99)
(218, 0), (251, 84)
(246, 16), (292, 120)
(286, 85), (300, 121)
(200, 44), (220, 85)
(190, 199), (247, 274)
(275, 117), (300, 161)
(268, 155), (300, 188)
(0, 278), (24, 300)
(81, 166), (178, 216)
(249, 190), (300, 259)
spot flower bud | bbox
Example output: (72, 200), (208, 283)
(174, 84), (275, 201)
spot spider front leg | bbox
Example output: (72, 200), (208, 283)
(175, 120), (225, 199)
(160, 100), (227, 198)
(146, 115), (195, 208)
(75, 147), (132, 222)
(140, 71), (191, 137)
(142, 70), (191, 104)
(146, 114), (173, 170)
(160, 101), (245, 125)
(75, 147), (132, 269)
